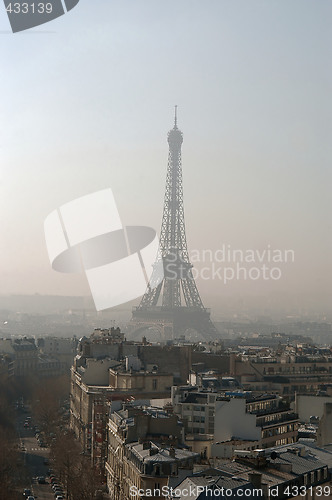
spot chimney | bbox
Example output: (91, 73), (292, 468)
(248, 472), (262, 490)
(169, 446), (176, 458)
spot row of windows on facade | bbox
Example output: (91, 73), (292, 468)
(188, 427), (214, 434)
(182, 405), (214, 413)
(262, 424), (297, 438)
(263, 366), (332, 374)
(246, 401), (277, 412)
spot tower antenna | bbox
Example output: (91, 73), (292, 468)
(174, 105), (178, 128)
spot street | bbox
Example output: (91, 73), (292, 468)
(17, 416), (59, 500)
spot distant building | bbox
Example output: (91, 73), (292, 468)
(12, 338), (38, 375)
(37, 336), (78, 371)
(77, 328), (191, 383)
(0, 354), (11, 380)
(230, 351), (332, 397)
(37, 355), (62, 377)
(0, 336), (70, 377)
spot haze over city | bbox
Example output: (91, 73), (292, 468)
(0, 0), (331, 318)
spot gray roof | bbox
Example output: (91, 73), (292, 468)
(12, 342), (37, 351)
(274, 443), (332, 472)
(171, 475), (253, 499)
(127, 442), (199, 464)
(269, 451), (324, 475)
(174, 445), (331, 498)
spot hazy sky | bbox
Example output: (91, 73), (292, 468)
(0, 1), (331, 316)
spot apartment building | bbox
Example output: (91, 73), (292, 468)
(70, 328), (188, 462)
(172, 387), (298, 456)
(230, 351), (332, 397)
(106, 404), (200, 500)
(70, 357), (172, 455)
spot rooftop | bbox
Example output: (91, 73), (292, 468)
(127, 442), (198, 464)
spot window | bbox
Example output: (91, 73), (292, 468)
(152, 379), (158, 390)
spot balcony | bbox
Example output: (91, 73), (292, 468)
(256, 411), (298, 428)
(249, 403), (289, 416)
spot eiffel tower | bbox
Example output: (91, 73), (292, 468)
(131, 108), (219, 341)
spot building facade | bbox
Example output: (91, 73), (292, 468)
(106, 404), (200, 500)
(172, 387), (298, 456)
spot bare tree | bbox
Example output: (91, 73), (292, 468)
(0, 427), (20, 499)
(31, 374), (70, 437)
(51, 430), (104, 500)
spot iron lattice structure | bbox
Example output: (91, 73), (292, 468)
(132, 109), (219, 340)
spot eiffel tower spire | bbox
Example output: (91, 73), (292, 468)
(131, 110), (219, 340)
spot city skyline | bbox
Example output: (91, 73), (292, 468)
(0, 3), (331, 498)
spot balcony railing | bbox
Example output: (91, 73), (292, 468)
(256, 411), (298, 428)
